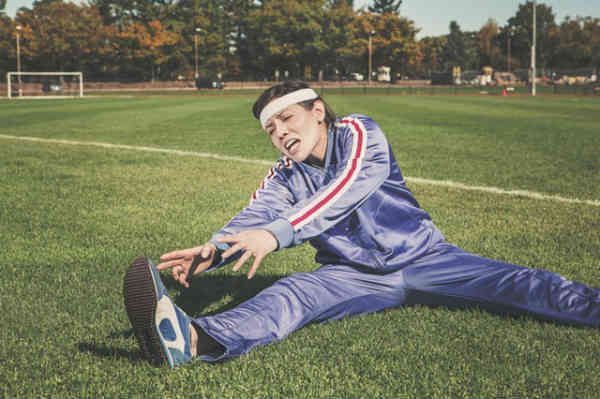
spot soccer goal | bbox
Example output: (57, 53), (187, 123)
(7, 72), (84, 99)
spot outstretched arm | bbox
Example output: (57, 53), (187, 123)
(156, 228), (278, 285)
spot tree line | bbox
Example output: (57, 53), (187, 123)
(1, 0), (598, 82)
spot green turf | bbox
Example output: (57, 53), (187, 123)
(1, 93), (598, 200)
(0, 94), (599, 398)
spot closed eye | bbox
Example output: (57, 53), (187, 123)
(265, 123), (275, 136)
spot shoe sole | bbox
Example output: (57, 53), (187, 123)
(123, 256), (168, 366)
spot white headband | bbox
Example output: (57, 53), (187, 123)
(259, 88), (319, 129)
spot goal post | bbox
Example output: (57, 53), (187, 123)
(7, 72), (84, 99)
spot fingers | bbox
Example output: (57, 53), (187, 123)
(232, 251), (252, 272)
(229, 250), (263, 279)
(247, 255), (264, 280)
(218, 231), (276, 278)
(221, 241), (245, 260)
(158, 244), (216, 270)
(201, 244), (214, 259)
(171, 265), (181, 281)
(153, 243), (219, 289)
(160, 246), (204, 262)
(157, 258), (189, 271)
(217, 234), (242, 244)
(220, 235), (253, 276)
(171, 265), (190, 288)
(157, 232), (274, 282)
(178, 268), (190, 288)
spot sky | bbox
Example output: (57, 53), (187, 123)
(4, 0), (600, 38)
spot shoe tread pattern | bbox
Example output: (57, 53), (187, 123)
(123, 256), (168, 366)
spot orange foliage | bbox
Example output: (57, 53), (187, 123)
(114, 20), (179, 62)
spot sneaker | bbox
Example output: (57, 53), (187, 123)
(123, 256), (194, 367)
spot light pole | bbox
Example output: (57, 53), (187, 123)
(531, 0), (537, 96)
(194, 28), (202, 79)
(368, 30), (375, 85)
(16, 25), (22, 97)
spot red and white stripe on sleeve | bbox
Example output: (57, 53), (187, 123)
(289, 117), (367, 230)
(250, 156), (293, 203)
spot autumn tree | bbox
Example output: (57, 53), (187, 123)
(355, 11), (420, 80)
(90, 0), (209, 80)
(92, 0), (231, 79)
(14, 2), (114, 76)
(0, 14), (17, 79)
(5, 0), (599, 84)
(111, 19), (181, 81)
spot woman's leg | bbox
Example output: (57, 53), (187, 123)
(194, 264), (408, 361)
(195, 243), (600, 362)
(402, 242), (600, 327)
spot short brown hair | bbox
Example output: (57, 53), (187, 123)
(252, 81), (337, 127)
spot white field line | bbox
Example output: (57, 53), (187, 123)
(406, 177), (600, 207)
(2, 134), (599, 208)
(0, 134), (273, 166)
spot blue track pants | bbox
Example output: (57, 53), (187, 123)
(194, 243), (600, 361)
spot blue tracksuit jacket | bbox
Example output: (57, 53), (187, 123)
(210, 114), (444, 271)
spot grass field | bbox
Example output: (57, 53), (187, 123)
(1, 93), (599, 398)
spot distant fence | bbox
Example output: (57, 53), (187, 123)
(316, 84), (599, 97)
(1, 80), (598, 97)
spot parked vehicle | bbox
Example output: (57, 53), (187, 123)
(195, 77), (224, 89)
(348, 72), (364, 81)
(42, 80), (63, 93)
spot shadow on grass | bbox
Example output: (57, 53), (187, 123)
(78, 272), (285, 364)
(171, 272), (285, 317)
(77, 342), (147, 364)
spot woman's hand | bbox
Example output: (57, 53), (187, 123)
(156, 243), (217, 288)
(218, 230), (278, 279)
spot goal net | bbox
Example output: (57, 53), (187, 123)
(7, 72), (84, 99)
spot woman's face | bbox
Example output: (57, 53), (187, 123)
(264, 101), (327, 163)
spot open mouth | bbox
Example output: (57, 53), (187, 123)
(284, 138), (300, 153)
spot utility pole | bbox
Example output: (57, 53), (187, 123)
(194, 28), (202, 79)
(16, 25), (22, 97)
(368, 30), (375, 85)
(531, 0), (537, 96)
(194, 32), (198, 78)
